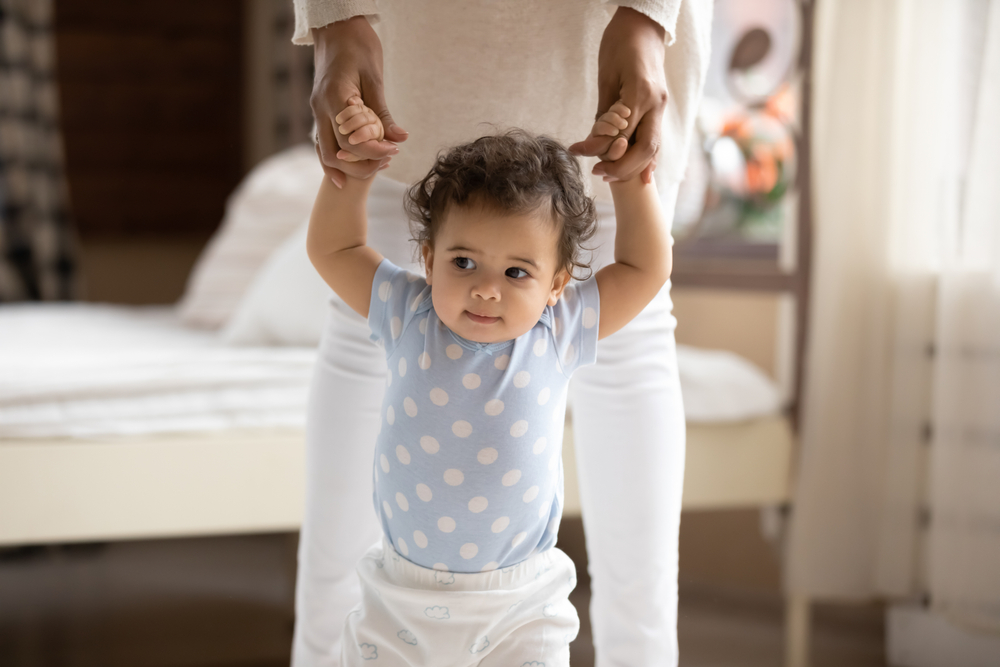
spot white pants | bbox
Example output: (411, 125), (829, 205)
(343, 539), (579, 666)
(292, 183), (687, 667)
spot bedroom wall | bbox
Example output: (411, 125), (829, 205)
(54, 0), (244, 304)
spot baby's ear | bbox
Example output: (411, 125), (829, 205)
(422, 243), (434, 285)
(547, 268), (572, 306)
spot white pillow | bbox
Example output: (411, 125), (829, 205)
(676, 345), (784, 422)
(221, 175), (419, 346)
(221, 221), (332, 346)
(178, 144), (324, 329)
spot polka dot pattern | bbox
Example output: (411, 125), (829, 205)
(502, 470), (522, 486)
(378, 281), (392, 302)
(420, 436), (439, 454)
(367, 261), (600, 572)
(467, 496), (488, 513)
(429, 388), (449, 406)
(403, 397), (418, 417)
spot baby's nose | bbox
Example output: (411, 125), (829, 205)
(472, 279), (501, 300)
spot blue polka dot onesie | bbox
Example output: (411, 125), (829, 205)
(367, 259), (600, 573)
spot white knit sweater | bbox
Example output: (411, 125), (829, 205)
(292, 0), (712, 199)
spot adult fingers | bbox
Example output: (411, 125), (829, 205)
(364, 74), (408, 144)
(568, 134), (616, 158)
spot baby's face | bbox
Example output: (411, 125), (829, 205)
(422, 204), (571, 344)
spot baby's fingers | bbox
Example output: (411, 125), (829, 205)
(339, 107), (379, 135)
(593, 118), (625, 137)
(333, 97), (365, 124)
(607, 100), (632, 120)
(347, 121), (385, 145)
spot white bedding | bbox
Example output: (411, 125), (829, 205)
(0, 303), (783, 439)
(0, 304), (315, 438)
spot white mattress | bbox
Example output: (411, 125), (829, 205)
(0, 303), (783, 439)
(0, 304), (315, 438)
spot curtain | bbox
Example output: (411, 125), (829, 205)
(928, 0), (1000, 630)
(787, 0), (1000, 631)
(0, 0), (78, 301)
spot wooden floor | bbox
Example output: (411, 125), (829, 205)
(0, 534), (886, 667)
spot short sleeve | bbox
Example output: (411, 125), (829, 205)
(546, 276), (600, 377)
(368, 259), (430, 354)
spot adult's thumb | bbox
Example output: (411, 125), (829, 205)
(368, 84), (408, 143)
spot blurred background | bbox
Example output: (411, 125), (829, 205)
(1, 0), (998, 666)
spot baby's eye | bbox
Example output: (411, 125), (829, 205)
(505, 267), (529, 279)
(453, 257), (476, 270)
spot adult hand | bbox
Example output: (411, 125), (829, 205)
(568, 7), (667, 184)
(311, 16), (408, 187)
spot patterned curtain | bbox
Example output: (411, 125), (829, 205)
(0, 0), (78, 301)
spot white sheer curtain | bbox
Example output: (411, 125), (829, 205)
(787, 0), (1000, 629)
(928, 0), (1000, 629)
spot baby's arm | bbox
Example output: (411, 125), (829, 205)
(306, 103), (386, 318)
(592, 103), (673, 340)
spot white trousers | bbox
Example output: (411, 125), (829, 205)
(292, 183), (687, 667)
(343, 539), (579, 666)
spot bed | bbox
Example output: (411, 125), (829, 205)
(0, 296), (791, 546)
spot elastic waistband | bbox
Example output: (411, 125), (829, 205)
(373, 538), (573, 593)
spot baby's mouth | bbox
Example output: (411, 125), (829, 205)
(465, 311), (500, 324)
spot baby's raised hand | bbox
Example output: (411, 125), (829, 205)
(334, 97), (386, 163)
(589, 100), (632, 163)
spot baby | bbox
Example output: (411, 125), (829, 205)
(307, 98), (672, 666)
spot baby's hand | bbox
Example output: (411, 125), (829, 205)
(589, 100), (632, 162)
(333, 97), (386, 163)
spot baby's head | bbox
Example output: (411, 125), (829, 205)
(405, 130), (597, 343)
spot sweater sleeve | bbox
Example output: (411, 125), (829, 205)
(291, 0), (380, 45)
(607, 0), (683, 45)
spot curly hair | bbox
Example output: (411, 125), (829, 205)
(404, 129), (598, 279)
